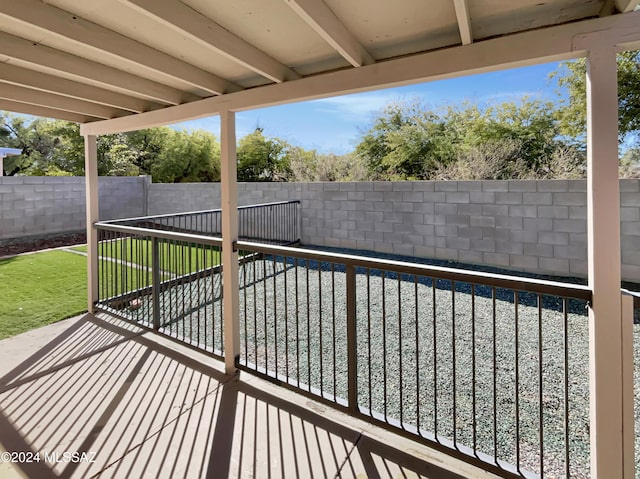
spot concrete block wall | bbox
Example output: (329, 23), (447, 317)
(146, 182), (302, 214)
(300, 180), (640, 281)
(146, 179), (640, 282)
(0, 176), (148, 239)
(2, 177), (640, 282)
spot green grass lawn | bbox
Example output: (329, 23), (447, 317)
(1, 240), (222, 340)
(0, 250), (87, 339)
(73, 238), (221, 275)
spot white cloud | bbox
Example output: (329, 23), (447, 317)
(310, 91), (420, 122)
(475, 90), (547, 105)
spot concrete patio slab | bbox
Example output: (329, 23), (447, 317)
(0, 312), (501, 478)
(0, 313), (144, 389)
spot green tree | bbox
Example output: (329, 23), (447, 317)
(0, 114), (64, 175)
(237, 128), (289, 181)
(551, 50), (640, 141)
(453, 99), (562, 173)
(355, 101), (454, 180)
(126, 127), (171, 175)
(287, 147), (370, 181)
(356, 99), (578, 180)
(0, 113), (222, 182)
(150, 129), (220, 183)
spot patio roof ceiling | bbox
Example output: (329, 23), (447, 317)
(0, 0), (638, 135)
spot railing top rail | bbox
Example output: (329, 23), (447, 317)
(95, 221), (223, 247)
(94, 220), (592, 301)
(99, 200), (300, 225)
(236, 240), (593, 301)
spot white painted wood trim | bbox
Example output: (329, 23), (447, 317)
(84, 135), (99, 313)
(284, 0), (374, 67)
(616, 0), (640, 13)
(586, 46), (623, 478)
(0, 63), (160, 113)
(0, 31), (193, 105)
(125, 0), (300, 83)
(0, 99), (97, 123)
(0, 0), (238, 94)
(81, 10), (640, 136)
(0, 83), (126, 119)
(220, 109), (240, 375)
(453, 0), (473, 45)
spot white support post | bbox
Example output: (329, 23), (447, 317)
(84, 134), (99, 313)
(586, 46), (627, 477)
(220, 109), (240, 375)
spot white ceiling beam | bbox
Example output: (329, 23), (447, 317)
(0, 32), (193, 106)
(81, 10), (640, 136)
(0, 83), (127, 119)
(0, 99), (99, 123)
(283, 0), (373, 67)
(0, 0), (240, 95)
(0, 63), (159, 113)
(600, 0), (639, 15)
(616, 0), (640, 12)
(124, 0), (300, 83)
(453, 0), (473, 45)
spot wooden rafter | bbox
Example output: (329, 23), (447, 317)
(283, 0), (374, 67)
(124, 0), (300, 83)
(453, 0), (473, 45)
(0, 0), (240, 94)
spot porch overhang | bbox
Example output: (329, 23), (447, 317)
(0, 1), (633, 133)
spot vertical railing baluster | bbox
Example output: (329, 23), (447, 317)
(538, 293), (544, 478)
(295, 257), (300, 388)
(152, 236), (160, 330)
(331, 262), (336, 401)
(452, 280), (457, 448)
(273, 254), (278, 376)
(415, 275), (420, 434)
(319, 262), (323, 395)
(346, 263), (357, 413)
(563, 297), (570, 478)
(263, 256), (268, 372)
(253, 256), (258, 366)
(471, 283), (477, 453)
(367, 269), (372, 414)
(382, 271), (387, 419)
(306, 260), (311, 391)
(515, 290), (520, 472)
(284, 255), (289, 379)
(433, 277), (438, 439)
(398, 274), (403, 425)
(243, 253), (248, 363)
(492, 286), (498, 463)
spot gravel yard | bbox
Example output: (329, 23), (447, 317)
(110, 256), (640, 479)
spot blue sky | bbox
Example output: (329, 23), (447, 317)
(173, 61), (565, 155)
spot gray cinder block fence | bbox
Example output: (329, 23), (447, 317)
(0, 176), (149, 240)
(1, 176), (639, 282)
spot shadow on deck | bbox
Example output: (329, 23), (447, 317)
(0, 313), (495, 478)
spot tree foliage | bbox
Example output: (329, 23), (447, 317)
(237, 128), (290, 181)
(551, 50), (640, 142)
(0, 113), (220, 182)
(355, 98), (583, 180)
(148, 129), (220, 182)
(287, 147), (370, 182)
